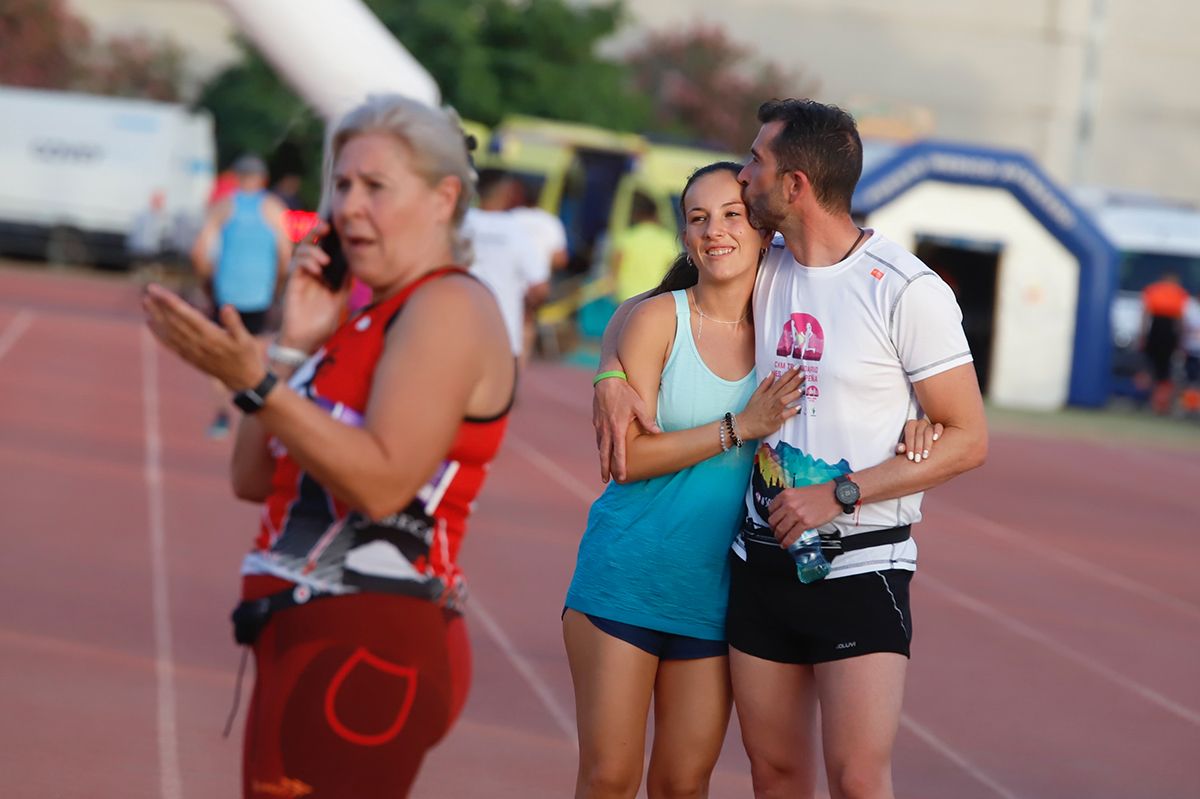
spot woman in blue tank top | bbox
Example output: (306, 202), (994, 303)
(563, 163), (804, 798)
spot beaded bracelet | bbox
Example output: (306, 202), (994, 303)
(724, 412), (743, 448)
(718, 420), (730, 452)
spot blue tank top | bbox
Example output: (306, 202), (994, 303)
(214, 190), (278, 311)
(566, 290), (756, 640)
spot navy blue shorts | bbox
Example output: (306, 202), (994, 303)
(574, 610), (727, 660)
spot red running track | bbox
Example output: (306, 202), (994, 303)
(1, 265), (1197, 798)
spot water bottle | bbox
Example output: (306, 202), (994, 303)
(787, 529), (831, 583)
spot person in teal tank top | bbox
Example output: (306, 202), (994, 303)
(563, 164), (804, 799)
(193, 154), (291, 322)
(190, 154), (292, 438)
(214, 189), (280, 312)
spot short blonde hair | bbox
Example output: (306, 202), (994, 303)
(321, 94), (476, 263)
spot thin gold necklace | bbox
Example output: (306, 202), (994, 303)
(689, 288), (749, 342)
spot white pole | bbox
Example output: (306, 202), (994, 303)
(213, 0), (440, 119)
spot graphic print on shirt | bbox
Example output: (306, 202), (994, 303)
(252, 332), (466, 606)
(245, 269), (508, 611)
(751, 440), (851, 521)
(259, 383), (465, 604)
(776, 313), (825, 361)
(774, 312), (824, 415)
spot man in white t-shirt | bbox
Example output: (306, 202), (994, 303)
(506, 178), (568, 358)
(463, 173), (550, 358)
(510, 203), (569, 275)
(593, 99), (987, 799)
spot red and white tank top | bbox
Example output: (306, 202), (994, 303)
(241, 267), (510, 610)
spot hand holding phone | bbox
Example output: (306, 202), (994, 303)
(317, 218), (349, 291)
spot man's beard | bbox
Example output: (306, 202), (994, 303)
(742, 180), (786, 231)
(745, 192), (784, 231)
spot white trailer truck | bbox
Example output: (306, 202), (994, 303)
(0, 86), (215, 267)
(0, 0), (435, 269)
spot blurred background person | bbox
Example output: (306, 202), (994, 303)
(464, 169), (550, 362)
(506, 176), (569, 359)
(125, 190), (168, 267)
(508, 176), (569, 275)
(1139, 272), (1189, 414)
(1180, 291), (1200, 417)
(190, 153), (293, 437)
(144, 94), (514, 798)
(609, 192), (678, 303)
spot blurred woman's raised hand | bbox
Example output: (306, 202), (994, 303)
(142, 283), (264, 391)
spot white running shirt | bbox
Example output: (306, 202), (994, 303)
(733, 230), (973, 577)
(464, 208), (550, 355)
(509, 206), (567, 273)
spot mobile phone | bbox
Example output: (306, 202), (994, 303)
(317, 219), (349, 291)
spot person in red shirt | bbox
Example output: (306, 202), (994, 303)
(1141, 273), (1189, 414)
(143, 95), (514, 798)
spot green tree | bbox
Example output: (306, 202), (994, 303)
(196, 0), (650, 193)
(624, 24), (817, 152)
(194, 43), (325, 190)
(0, 0), (90, 89)
(78, 34), (187, 103)
(364, 0), (646, 129)
(0, 0), (185, 102)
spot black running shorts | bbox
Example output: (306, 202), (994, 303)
(727, 552), (913, 664)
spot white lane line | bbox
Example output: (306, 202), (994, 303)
(900, 713), (1024, 799)
(506, 432), (601, 506)
(141, 329), (184, 799)
(0, 309), (35, 363)
(941, 504), (1200, 621)
(467, 592), (578, 744)
(919, 572), (1200, 727)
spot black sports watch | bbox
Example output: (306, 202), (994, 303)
(832, 474), (860, 515)
(232, 370), (278, 414)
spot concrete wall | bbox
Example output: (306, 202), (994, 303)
(868, 182), (1079, 409)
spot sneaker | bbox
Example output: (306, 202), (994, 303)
(207, 412), (231, 439)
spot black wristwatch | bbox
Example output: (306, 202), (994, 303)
(232, 370), (278, 414)
(832, 474), (860, 515)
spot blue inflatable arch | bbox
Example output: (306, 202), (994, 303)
(853, 140), (1118, 407)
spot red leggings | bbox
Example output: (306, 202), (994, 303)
(242, 592), (470, 798)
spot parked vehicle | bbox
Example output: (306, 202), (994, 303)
(481, 117), (736, 343)
(0, 86), (215, 268)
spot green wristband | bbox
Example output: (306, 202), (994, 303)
(592, 369), (628, 386)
